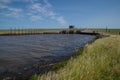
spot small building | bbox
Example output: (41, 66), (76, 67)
(69, 25), (75, 29)
(68, 25), (75, 34)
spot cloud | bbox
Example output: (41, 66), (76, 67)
(0, 3), (23, 18)
(57, 16), (67, 25)
(0, 0), (11, 4)
(29, 0), (67, 24)
(4, 12), (23, 18)
(0, 0), (67, 25)
(8, 7), (22, 12)
(30, 3), (47, 14)
(44, 0), (52, 8)
(31, 15), (42, 21)
(0, 4), (7, 9)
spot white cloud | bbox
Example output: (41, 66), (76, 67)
(0, 4), (7, 9)
(22, 0), (37, 2)
(44, 0), (52, 8)
(0, 0), (11, 3)
(0, 0), (67, 25)
(0, 3), (23, 18)
(29, 0), (67, 25)
(30, 3), (47, 14)
(8, 7), (22, 12)
(57, 16), (67, 25)
(31, 15), (42, 21)
(5, 12), (23, 18)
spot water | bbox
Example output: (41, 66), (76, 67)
(0, 34), (95, 74)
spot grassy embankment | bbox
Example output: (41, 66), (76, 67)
(31, 35), (120, 80)
(88, 28), (120, 35)
(0, 28), (119, 35)
(0, 28), (119, 80)
(0, 29), (64, 34)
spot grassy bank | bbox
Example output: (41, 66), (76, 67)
(0, 28), (119, 35)
(0, 29), (63, 35)
(31, 35), (120, 80)
(88, 28), (120, 35)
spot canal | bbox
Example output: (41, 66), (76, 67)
(0, 34), (95, 79)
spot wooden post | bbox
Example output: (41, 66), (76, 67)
(106, 26), (108, 32)
(10, 28), (12, 34)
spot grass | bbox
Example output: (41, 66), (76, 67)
(0, 28), (119, 35)
(0, 29), (64, 34)
(31, 35), (120, 80)
(88, 28), (120, 35)
(52, 48), (84, 71)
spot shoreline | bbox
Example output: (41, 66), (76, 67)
(0, 32), (100, 36)
(0, 35), (99, 80)
(32, 35), (120, 80)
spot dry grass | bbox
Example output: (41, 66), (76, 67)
(31, 35), (120, 80)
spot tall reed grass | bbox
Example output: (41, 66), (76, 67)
(32, 35), (120, 80)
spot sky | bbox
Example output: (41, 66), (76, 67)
(0, 0), (120, 29)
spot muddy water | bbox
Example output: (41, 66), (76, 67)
(0, 34), (95, 78)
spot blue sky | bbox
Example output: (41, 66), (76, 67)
(0, 0), (120, 29)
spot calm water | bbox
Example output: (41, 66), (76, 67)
(0, 34), (95, 73)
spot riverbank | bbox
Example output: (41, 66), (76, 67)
(0, 29), (100, 36)
(0, 28), (119, 34)
(0, 34), (96, 80)
(87, 28), (120, 35)
(31, 35), (120, 80)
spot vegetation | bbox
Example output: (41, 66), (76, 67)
(0, 29), (63, 34)
(52, 48), (84, 71)
(31, 35), (120, 80)
(88, 28), (120, 35)
(0, 28), (119, 35)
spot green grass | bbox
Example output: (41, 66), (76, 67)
(0, 29), (64, 34)
(52, 48), (84, 71)
(88, 28), (120, 35)
(31, 35), (120, 80)
(0, 28), (119, 35)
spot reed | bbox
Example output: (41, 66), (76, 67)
(31, 35), (120, 80)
